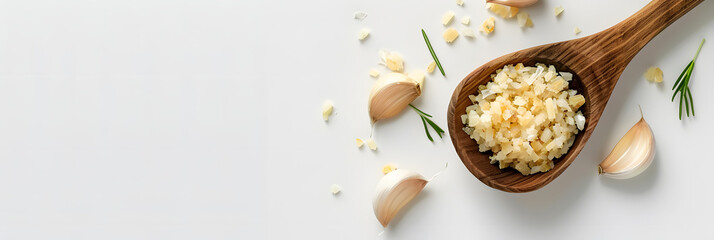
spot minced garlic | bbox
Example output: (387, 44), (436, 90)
(516, 12), (533, 28)
(358, 28), (370, 40)
(644, 67), (663, 83)
(462, 28), (476, 38)
(574, 27), (582, 35)
(322, 100), (333, 121)
(356, 138), (365, 148)
(480, 17), (496, 34)
(443, 28), (459, 43)
(461, 16), (470, 25)
(554, 6), (565, 17)
(427, 61), (436, 73)
(382, 164), (397, 174)
(367, 138), (377, 150)
(379, 50), (404, 72)
(461, 63), (586, 175)
(486, 3), (518, 18)
(369, 69), (381, 78)
(331, 184), (341, 195)
(456, 0), (464, 6)
(442, 11), (455, 26)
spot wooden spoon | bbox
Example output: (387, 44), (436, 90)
(447, 0), (702, 193)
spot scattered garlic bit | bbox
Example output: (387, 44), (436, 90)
(427, 61), (437, 73)
(322, 100), (333, 121)
(480, 17), (496, 34)
(462, 28), (476, 38)
(516, 12), (533, 28)
(442, 11), (455, 26)
(644, 67), (663, 83)
(554, 6), (565, 17)
(486, 3), (518, 18)
(356, 138), (365, 148)
(598, 109), (654, 179)
(574, 27), (582, 35)
(461, 63), (586, 175)
(379, 50), (405, 72)
(373, 169), (428, 227)
(354, 11), (368, 20)
(369, 69), (381, 78)
(331, 184), (342, 195)
(367, 138), (377, 150)
(456, 0), (464, 6)
(486, 0), (539, 8)
(443, 28), (460, 43)
(358, 28), (370, 40)
(382, 164), (397, 174)
(461, 16), (471, 25)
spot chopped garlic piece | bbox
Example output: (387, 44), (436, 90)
(382, 164), (397, 174)
(574, 27), (582, 35)
(517, 12), (533, 28)
(554, 6), (565, 17)
(427, 61), (436, 73)
(354, 11), (368, 20)
(442, 11), (455, 25)
(356, 138), (364, 148)
(379, 50), (404, 72)
(331, 184), (341, 195)
(367, 138), (377, 150)
(443, 28), (459, 43)
(462, 28), (476, 38)
(322, 100), (333, 121)
(369, 69), (381, 78)
(461, 16), (470, 25)
(456, 0), (464, 6)
(487, 3), (518, 18)
(358, 28), (370, 40)
(480, 17), (496, 34)
(644, 67), (663, 83)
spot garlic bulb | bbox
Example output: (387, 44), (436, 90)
(598, 110), (655, 179)
(486, 0), (538, 8)
(368, 72), (422, 122)
(373, 169), (428, 227)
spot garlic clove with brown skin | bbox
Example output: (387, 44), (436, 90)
(373, 169), (428, 227)
(598, 110), (655, 179)
(486, 0), (538, 8)
(368, 72), (422, 123)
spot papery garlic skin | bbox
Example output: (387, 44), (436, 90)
(373, 169), (428, 227)
(368, 72), (422, 122)
(598, 117), (655, 179)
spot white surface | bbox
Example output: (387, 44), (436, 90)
(0, 0), (712, 239)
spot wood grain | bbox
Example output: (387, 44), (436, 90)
(447, 0), (703, 193)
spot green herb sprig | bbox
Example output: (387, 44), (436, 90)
(421, 29), (446, 76)
(409, 104), (445, 142)
(672, 38), (705, 120)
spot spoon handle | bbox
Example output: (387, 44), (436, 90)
(588, 0), (703, 67)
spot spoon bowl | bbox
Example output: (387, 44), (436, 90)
(447, 0), (702, 193)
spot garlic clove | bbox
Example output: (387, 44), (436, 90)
(598, 111), (655, 179)
(368, 72), (422, 122)
(373, 169), (427, 227)
(486, 0), (538, 8)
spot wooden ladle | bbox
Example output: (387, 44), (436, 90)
(447, 0), (702, 193)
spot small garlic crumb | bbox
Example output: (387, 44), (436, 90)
(442, 11), (455, 26)
(427, 61), (436, 73)
(443, 28), (459, 43)
(382, 164), (397, 174)
(456, 0), (464, 6)
(322, 100), (333, 121)
(367, 138), (377, 150)
(331, 184), (341, 195)
(356, 138), (364, 148)
(369, 69), (381, 78)
(644, 67), (663, 83)
(461, 16), (470, 25)
(554, 6), (565, 17)
(487, 3), (518, 18)
(516, 12), (533, 28)
(358, 28), (370, 40)
(574, 27), (582, 35)
(480, 17), (496, 34)
(353, 11), (368, 20)
(379, 50), (404, 72)
(462, 28), (476, 38)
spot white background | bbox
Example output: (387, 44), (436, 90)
(0, 0), (711, 239)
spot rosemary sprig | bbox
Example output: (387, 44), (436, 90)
(409, 104), (445, 142)
(672, 38), (705, 120)
(421, 29), (446, 76)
